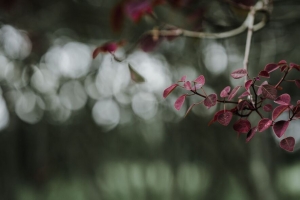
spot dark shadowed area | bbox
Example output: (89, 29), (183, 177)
(0, 0), (300, 200)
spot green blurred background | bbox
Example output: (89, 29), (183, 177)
(1, 0), (300, 199)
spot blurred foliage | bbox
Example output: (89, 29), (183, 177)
(0, 0), (300, 200)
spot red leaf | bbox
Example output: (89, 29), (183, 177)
(264, 63), (279, 73)
(278, 60), (287, 65)
(261, 84), (277, 100)
(125, 0), (153, 22)
(217, 110), (233, 126)
(274, 93), (291, 105)
(233, 119), (251, 133)
(140, 34), (163, 52)
(257, 118), (272, 132)
(163, 84), (178, 98)
(263, 104), (273, 112)
(184, 81), (192, 90)
(174, 95), (186, 110)
(204, 94), (217, 109)
(231, 68), (248, 79)
(220, 86), (231, 98)
(194, 75), (205, 87)
(228, 86), (241, 100)
(258, 70), (270, 78)
(290, 63), (300, 71)
(244, 80), (253, 91)
(238, 91), (250, 98)
(208, 109), (229, 126)
(237, 100), (253, 111)
(295, 80), (300, 88)
(273, 120), (289, 138)
(272, 105), (289, 121)
(257, 81), (268, 96)
(246, 127), (257, 143)
(280, 137), (295, 152)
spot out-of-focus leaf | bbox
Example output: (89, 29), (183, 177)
(244, 80), (253, 91)
(280, 137), (295, 152)
(273, 120), (289, 138)
(272, 105), (289, 121)
(129, 64), (145, 83)
(228, 86), (241, 100)
(233, 119), (251, 133)
(110, 2), (125, 32)
(194, 75), (205, 87)
(220, 86), (231, 98)
(246, 126), (257, 143)
(231, 68), (247, 79)
(184, 81), (191, 90)
(258, 70), (270, 78)
(263, 104), (273, 112)
(261, 84), (277, 100)
(163, 83), (178, 98)
(238, 91), (250, 98)
(174, 95), (186, 110)
(204, 93), (217, 109)
(217, 110), (233, 126)
(257, 118), (272, 132)
(125, 0), (153, 22)
(274, 94), (291, 105)
(264, 63), (279, 73)
(140, 34), (163, 52)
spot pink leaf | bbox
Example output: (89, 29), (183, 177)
(180, 75), (186, 82)
(257, 81), (268, 96)
(272, 105), (289, 121)
(217, 110), (233, 126)
(258, 70), (270, 78)
(264, 63), (279, 73)
(246, 127), (257, 143)
(295, 80), (300, 88)
(274, 93), (291, 105)
(273, 120), (289, 138)
(263, 104), (273, 112)
(261, 84), (277, 100)
(257, 118), (272, 132)
(174, 95), (186, 110)
(228, 86), (241, 100)
(184, 81), (192, 90)
(194, 75), (205, 87)
(204, 94), (217, 109)
(244, 80), (253, 91)
(231, 68), (248, 79)
(220, 86), (231, 98)
(163, 84), (178, 98)
(233, 119), (251, 133)
(280, 137), (295, 152)
(238, 91), (250, 98)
